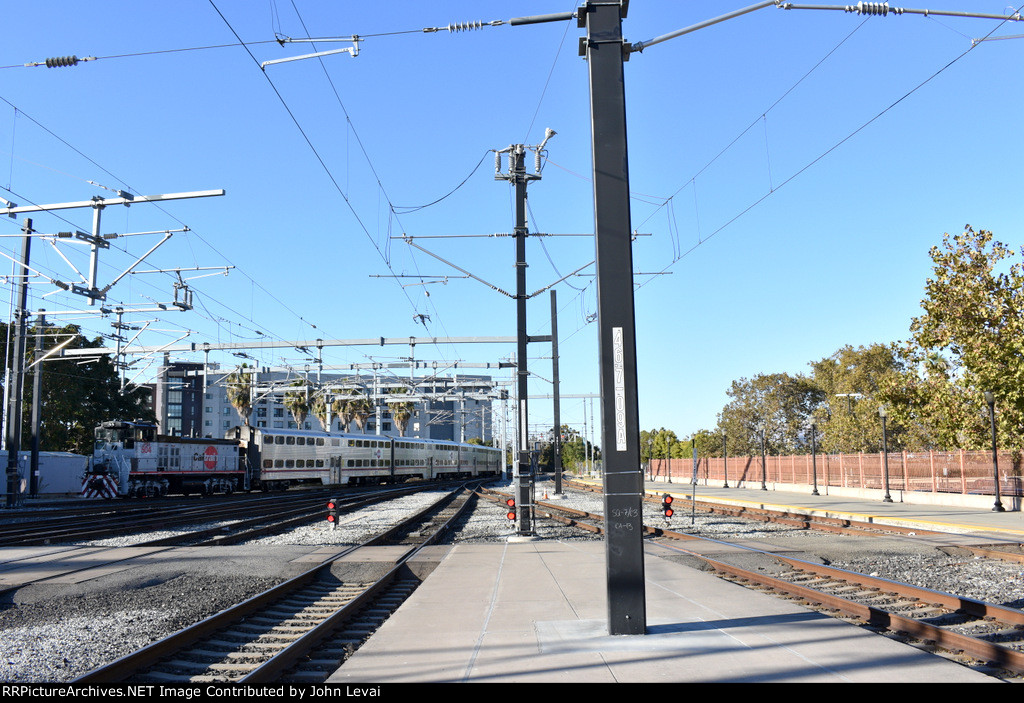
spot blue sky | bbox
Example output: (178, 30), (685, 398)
(2, 1), (1022, 446)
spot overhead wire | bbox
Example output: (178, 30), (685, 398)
(634, 7), (1023, 291)
(205, 0), (446, 371)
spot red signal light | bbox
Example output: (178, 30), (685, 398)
(661, 493), (674, 519)
(505, 497), (516, 521)
(327, 497), (339, 527)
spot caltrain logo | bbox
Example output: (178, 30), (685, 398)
(192, 446), (219, 468)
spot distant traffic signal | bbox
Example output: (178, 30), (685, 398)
(327, 497), (339, 529)
(661, 493), (674, 519)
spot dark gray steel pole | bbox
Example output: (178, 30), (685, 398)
(551, 289), (562, 495)
(581, 0), (647, 636)
(5, 219), (31, 508)
(513, 145), (534, 535)
(30, 310), (43, 497)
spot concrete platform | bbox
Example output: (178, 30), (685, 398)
(329, 540), (997, 683)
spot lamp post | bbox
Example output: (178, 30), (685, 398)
(878, 405), (893, 503)
(984, 391), (1005, 512)
(722, 431), (729, 488)
(647, 437), (654, 483)
(758, 424), (767, 491)
(808, 420), (819, 496)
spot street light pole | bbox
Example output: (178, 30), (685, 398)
(759, 425), (767, 491)
(722, 432), (729, 488)
(984, 391), (1005, 512)
(879, 405), (893, 503)
(809, 420), (819, 496)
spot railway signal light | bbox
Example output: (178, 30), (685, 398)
(327, 497), (339, 529)
(505, 497), (516, 521)
(661, 493), (674, 519)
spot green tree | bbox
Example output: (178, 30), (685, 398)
(3, 321), (153, 454)
(225, 364), (253, 424)
(346, 393), (373, 434)
(560, 434), (598, 473)
(809, 344), (911, 454)
(386, 387), (414, 437)
(690, 428), (724, 458)
(898, 226), (1024, 454)
(641, 427), (682, 464)
(283, 379), (310, 428)
(311, 391), (330, 431)
(716, 372), (823, 456)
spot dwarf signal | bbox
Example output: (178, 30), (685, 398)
(661, 493), (674, 519)
(327, 497), (339, 529)
(505, 497), (516, 521)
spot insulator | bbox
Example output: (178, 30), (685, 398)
(447, 20), (483, 32)
(534, 150), (542, 173)
(847, 2), (891, 15)
(45, 55), (79, 68)
(495, 151), (502, 173)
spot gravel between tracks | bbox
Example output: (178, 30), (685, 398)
(2, 480), (1023, 682)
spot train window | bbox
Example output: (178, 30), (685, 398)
(286, 436), (295, 445)
(285, 459), (294, 468)
(297, 459), (306, 468)
(297, 437), (305, 446)
(316, 438), (325, 446)
(274, 459), (284, 468)
(263, 435), (274, 445)
(356, 440), (364, 448)
(263, 460), (273, 468)
(347, 440), (355, 447)
(275, 436), (284, 445)
(315, 459), (324, 467)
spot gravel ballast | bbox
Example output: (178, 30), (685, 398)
(2, 480), (1023, 682)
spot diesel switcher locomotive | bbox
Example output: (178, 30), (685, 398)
(86, 419), (502, 498)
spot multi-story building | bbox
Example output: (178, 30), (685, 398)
(153, 360), (497, 444)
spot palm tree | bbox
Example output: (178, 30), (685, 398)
(226, 364), (253, 425)
(311, 392), (330, 431)
(387, 387), (415, 437)
(348, 393), (374, 434)
(334, 391), (355, 433)
(283, 379), (310, 428)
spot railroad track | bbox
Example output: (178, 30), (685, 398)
(72, 482), (480, 684)
(562, 479), (1024, 564)
(659, 543), (1024, 677)
(0, 484), (459, 598)
(0, 491), (333, 546)
(0, 484), (437, 548)
(486, 485), (1024, 677)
